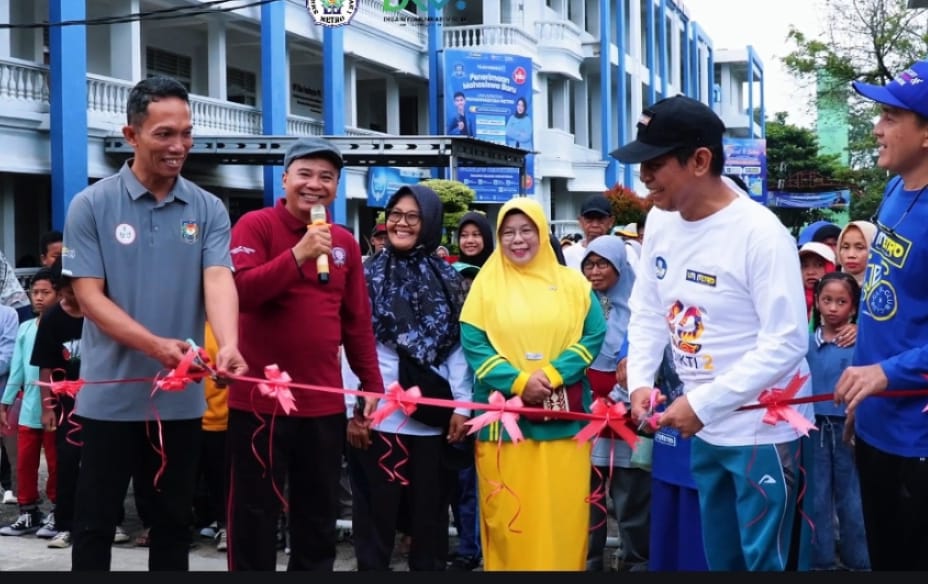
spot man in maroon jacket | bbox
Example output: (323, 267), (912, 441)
(226, 137), (384, 571)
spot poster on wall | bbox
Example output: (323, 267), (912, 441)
(723, 138), (767, 205)
(443, 49), (534, 203)
(367, 167), (430, 208)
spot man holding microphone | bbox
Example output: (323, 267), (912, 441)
(226, 137), (384, 571)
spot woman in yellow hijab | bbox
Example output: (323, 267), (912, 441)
(460, 198), (606, 571)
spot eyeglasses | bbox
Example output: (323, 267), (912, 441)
(582, 259), (614, 272)
(870, 183), (926, 238)
(500, 227), (537, 242)
(386, 209), (421, 226)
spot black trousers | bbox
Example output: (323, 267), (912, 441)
(349, 431), (445, 571)
(193, 429), (229, 529)
(855, 436), (928, 570)
(54, 396), (81, 531)
(71, 417), (201, 571)
(226, 409), (345, 571)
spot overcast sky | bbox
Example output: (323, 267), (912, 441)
(685, 0), (826, 128)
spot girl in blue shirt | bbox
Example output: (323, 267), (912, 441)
(806, 271), (869, 571)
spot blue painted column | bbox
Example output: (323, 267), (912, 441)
(646, 0), (655, 105)
(600, 0), (617, 187)
(428, 2), (442, 179)
(49, 0), (88, 231)
(659, 0), (668, 99)
(261, 0), (286, 208)
(681, 18), (690, 97)
(690, 26), (699, 98)
(617, 0), (633, 187)
(323, 27), (346, 225)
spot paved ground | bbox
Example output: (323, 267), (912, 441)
(0, 458), (618, 571)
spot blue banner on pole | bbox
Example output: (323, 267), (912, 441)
(769, 190), (850, 209)
(443, 49), (534, 203)
(367, 167), (429, 208)
(723, 138), (767, 204)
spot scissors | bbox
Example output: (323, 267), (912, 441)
(185, 338), (224, 385)
(637, 388), (660, 433)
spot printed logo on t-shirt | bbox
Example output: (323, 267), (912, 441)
(655, 256), (667, 279)
(230, 246), (255, 255)
(862, 262), (898, 321)
(115, 223), (136, 245)
(181, 221), (200, 244)
(685, 269), (717, 287)
(666, 301), (714, 372)
(61, 339), (81, 363)
(332, 246), (347, 268)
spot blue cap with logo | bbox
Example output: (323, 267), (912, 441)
(852, 60), (928, 119)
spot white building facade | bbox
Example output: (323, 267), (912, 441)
(0, 0), (751, 261)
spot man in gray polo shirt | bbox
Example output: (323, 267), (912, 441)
(61, 75), (248, 571)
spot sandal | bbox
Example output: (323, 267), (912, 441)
(134, 528), (150, 547)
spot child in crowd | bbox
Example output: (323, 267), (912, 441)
(836, 221), (876, 287)
(0, 268), (58, 536)
(806, 272), (870, 571)
(798, 242), (836, 322)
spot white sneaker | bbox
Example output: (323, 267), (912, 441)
(48, 531), (71, 548)
(2, 490), (15, 504)
(113, 525), (130, 544)
(215, 528), (227, 551)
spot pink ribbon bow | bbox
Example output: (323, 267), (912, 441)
(368, 382), (420, 428)
(256, 364), (297, 415)
(49, 379), (85, 399)
(464, 391), (524, 443)
(757, 372), (817, 436)
(574, 397), (639, 449)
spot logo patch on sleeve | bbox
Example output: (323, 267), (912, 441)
(685, 269), (717, 287)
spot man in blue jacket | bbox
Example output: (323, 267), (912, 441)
(835, 57), (928, 571)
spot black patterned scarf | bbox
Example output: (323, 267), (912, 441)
(366, 185), (465, 367)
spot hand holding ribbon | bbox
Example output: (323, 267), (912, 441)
(257, 364), (297, 415)
(757, 372), (817, 436)
(464, 390), (524, 443)
(154, 345), (199, 391)
(574, 397), (639, 449)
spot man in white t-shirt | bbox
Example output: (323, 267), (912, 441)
(614, 94), (812, 571)
(562, 194), (615, 271)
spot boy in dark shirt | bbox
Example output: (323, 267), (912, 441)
(32, 261), (84, 548)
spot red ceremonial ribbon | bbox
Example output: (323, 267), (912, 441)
(464, 390), (524, 443)
(574, 397), (639, 449)
(369, 382), (420, 486)
(256, 364), (297, 415)
(756, 372), (817, 436)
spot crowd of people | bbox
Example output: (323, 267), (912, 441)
(0, 55), (926, 573)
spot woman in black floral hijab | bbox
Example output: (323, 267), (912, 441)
(350, 184), (473, 571)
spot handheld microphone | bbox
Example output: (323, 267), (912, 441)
(309, 204), (330, 284)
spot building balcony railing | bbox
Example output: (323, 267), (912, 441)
(443, 25), (537, 58)
(1, 58), (387, 140)
(534, 20), (584, 80)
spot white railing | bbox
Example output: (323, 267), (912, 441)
(287, 116), (324, 136)
(534, 20), (583, 47)
(0, 58), (49, 106)
(443, 25), (537, 55)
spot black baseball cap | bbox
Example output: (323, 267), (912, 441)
(283, 137), (344, 171)
(610, 95), (726, 163)
(580, 194), (612, 218)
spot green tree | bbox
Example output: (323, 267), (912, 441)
(604, 183), (651, 227)
(765, 112), (845, 236)
(418, 178), (476, 249)
(782, 0), (925, 219)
